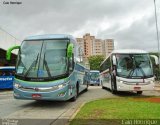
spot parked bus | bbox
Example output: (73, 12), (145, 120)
(0, 66), (15, 89)
(100, 49), (157, 94)
(6, 34), (89, 101)
(89, 70), (100, 86)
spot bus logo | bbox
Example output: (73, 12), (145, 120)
(34, 88), (39, 91)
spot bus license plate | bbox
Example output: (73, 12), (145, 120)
(32, 94), (41, 99)
(134, 87), (141, 90)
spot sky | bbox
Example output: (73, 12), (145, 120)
(0, 0), (160, 52)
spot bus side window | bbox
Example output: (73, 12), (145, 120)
(13, 70), (15, 75)
(10, 70), (15, 76)
(0, 69), (15, 76)
(4, 70), (10, 76)
(100, 56), (111, 73)
(1, 70), (6, 76)
(0, 70), (2, 76)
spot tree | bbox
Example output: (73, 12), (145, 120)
(88, 55), (105, 70)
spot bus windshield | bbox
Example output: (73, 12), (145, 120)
(90, 72), (100, 81)
(16, 39), (69, 80)
(116, 54), (153, 78)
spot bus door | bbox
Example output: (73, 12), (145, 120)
(111, 54), (117, 90)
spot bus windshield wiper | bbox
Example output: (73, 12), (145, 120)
(127, 60), (146, 78)
(43, 53), (51, 78)
(24, 53), (39, 77)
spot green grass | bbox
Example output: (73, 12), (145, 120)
(70, 98), (160, 125)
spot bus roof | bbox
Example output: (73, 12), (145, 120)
(0, 66), (15, 70)
(112, 49), (148, 54)
(24, 34), (76, 41)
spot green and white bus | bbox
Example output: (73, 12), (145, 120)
(6, 34), (89, 101)
(100, 49), (158, 94)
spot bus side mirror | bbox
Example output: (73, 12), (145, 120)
(150, 55), (159, 65)
(6, 45), (20, 60)
(67, 43), (74, 58)
(112, 55), (116, 65)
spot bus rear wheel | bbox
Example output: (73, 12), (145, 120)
(137, 91), (143, 95)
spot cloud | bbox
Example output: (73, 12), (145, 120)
(0, 0), (159, 52)
(103, 13), (158, 51)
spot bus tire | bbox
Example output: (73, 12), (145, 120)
(86, 82), (89, 91)
(84, 82), (88, 92)
(137, 91), (143, 95)
(70, 83), (79, 102)
(101, 81), (104, 89)
(111, 87), (116, 94)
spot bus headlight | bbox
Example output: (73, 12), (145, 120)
(120, 80), (123, 83)
(118, 80), (127, 84)
(14, 83), (22, 88)
(58, 84), (64, 89)
(57, 81), (69, 89)
(147, 80), (154, 84)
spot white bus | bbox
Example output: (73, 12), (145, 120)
(100, 49), (158, 94)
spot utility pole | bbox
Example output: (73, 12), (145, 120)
(153, 0), (160, 80)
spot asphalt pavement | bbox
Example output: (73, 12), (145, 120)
(0, 86), (160, 125)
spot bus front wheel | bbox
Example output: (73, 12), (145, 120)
(85, 82), (89, 91)
(101, 82), (105, 89)
(111, 80), (117, 94)
(70, 84), (79, 102)
(111, 87), (117, 94)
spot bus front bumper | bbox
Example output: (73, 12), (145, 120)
(13, 85), (74, 101)
(89, 81), (100, 85)
(116, 82), (155, 91)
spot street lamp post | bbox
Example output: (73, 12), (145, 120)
(153, 0), (160, 80)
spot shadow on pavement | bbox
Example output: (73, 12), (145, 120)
(102, 87), (152, 97)
(0, 89), (13, 92)
(18, 90), (88, 108)
(19, 99), (72, 109)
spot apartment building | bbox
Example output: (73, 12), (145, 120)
(83, 33), (93, 57)
(103, 39), (114, 57)
(76, 33), (114, 58)
(93, 39), (103, 55)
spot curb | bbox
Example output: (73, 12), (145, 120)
(66, 102), (86, 125)
(66, 97), (109, 125)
